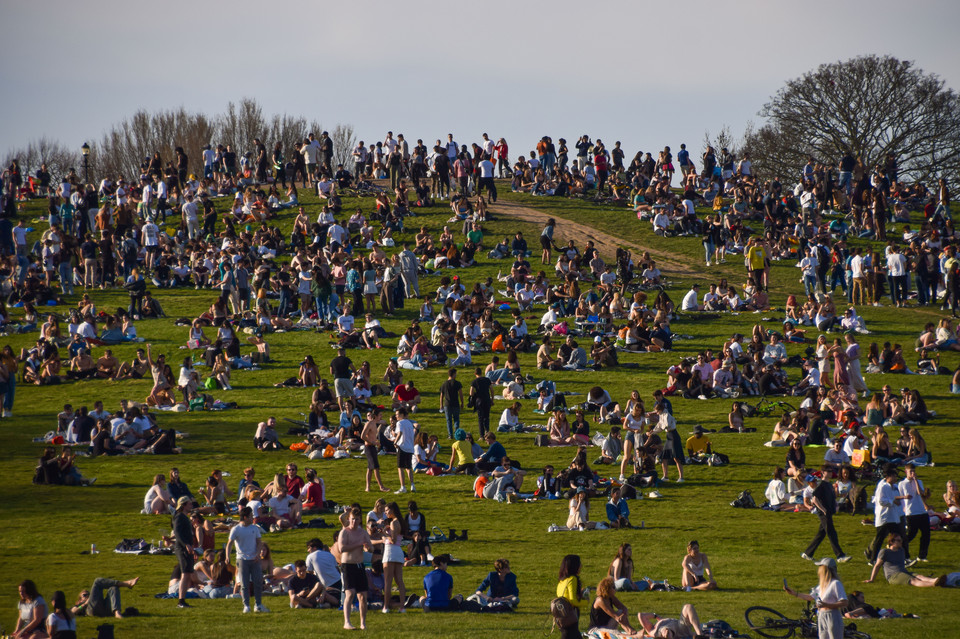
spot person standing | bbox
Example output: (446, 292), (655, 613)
(866, 467), (908, 563)
(469, 367), (494, 439)
(398, 243), (419, 298)
(393, 408), (416, 494)
(439, 368), (463, 439)
(801, 474), (851, 563)
(171, 496), (196, 608)
(783, 558), (848, 639)
(330, 347), (355, 411)
(898, 463), (930, 563)
(338, 507), (371, 630)
(226, 506), (268, 613)
(477, 155), (497, 202)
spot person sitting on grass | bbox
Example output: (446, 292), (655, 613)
(419, 554), (463, 611)
(288, 559), (323, 608)
(13, 579), (47, 639)
(71, 576), (140, 619)
(605, 486), (631, 529)
(469, 558), (519, 608)
(588, 576), (636, 634)
(681, 540), (717, 591)
(863, 533), (945, 588)
(566, 487), (597, 530)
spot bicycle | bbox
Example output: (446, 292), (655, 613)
(744, 603), (870, 639)
(749, 396), (797, 418)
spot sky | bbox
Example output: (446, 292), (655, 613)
(3, 0), (960, 161)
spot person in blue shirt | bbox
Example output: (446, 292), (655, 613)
(475, 432), (507, 472)
(605, 486), (631, 529)
(420, 554), (461, 611)
(471, 558), (519, 608)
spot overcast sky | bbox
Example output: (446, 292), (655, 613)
(3, 0), (959, 160)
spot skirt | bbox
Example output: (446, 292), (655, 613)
(383, 543), (405, 564)
(364, 282), (377, 295)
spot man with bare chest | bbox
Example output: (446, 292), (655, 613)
(338, 507), (371, 630)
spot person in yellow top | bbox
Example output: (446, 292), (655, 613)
(447, 429), (476, 475)
(685, 425), (712, 459)
(745, 237), (766, 291)
(556, 554), (585, 639)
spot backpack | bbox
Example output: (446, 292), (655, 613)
(550, 597), (578, 629)
(731, 490), (757, 508)
(535, 434), (549, 447)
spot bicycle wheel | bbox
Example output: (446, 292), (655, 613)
(744, 606), (796, 639)
(777, 401), (797, 413)
(844, 629), (871, 639)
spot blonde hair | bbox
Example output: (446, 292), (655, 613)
(817, 564), (837, 593)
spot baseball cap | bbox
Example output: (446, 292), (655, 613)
(804, 474), (817, 483)
(176, 496), (192, 510)
(815, 557), (837, 569)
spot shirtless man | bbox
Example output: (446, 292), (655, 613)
(338, 507), (372, 630)
(67, 348), (97, 380)
(360, 410), (388, 492)
(96, 349), (119, 379)
(113, 348), (149, 380)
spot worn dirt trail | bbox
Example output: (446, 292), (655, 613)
(493, 199), (697, 276)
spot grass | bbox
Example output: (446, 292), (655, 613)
(1, 181), (958, 638)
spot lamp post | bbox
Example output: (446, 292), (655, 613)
(81, 142), (90, 184)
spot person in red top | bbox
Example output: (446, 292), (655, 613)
(301, 468), (326, 512)
(594, 144), (609, 195)
(284, 462), (305, 498)
(392, 380), (422, 412)
(495, 138), (509, 178)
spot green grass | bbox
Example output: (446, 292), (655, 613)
(1, 183), (958, 638)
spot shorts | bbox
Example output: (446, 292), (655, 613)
(397, 449), (413, 470)
(887, 571), (913, 585)
(341, 563), (368, 592)
(146, 246), (159, 254)
(175, 545), (195, 574)
(334, 378), (353, 398)
(383, 543), (405, 564)
(540, 235), (552, 250)
(325, 580), (342, 599)
(364, 282), (377, 295)
(365, 445), (380, 470)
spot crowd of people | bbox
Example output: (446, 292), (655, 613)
(5, 129), (958, 639)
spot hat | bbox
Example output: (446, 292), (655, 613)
(693, 425), (704, 434)
(576, 487), (587, 494)
(815, 557), (837, 569)
(804, 474), (817, 483)
(454, 428), (466, 441)
(594, 335), (602, 343)
(176, 496), (192, 510)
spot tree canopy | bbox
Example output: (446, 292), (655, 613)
(743, 55), (960, 184)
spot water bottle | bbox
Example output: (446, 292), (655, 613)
(91, 543), (98, 555)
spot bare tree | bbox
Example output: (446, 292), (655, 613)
(331, 123), (357, 169)
(3, 137), (80, 184)
(217, 98), (266, 158)
(755, 55), (960, 183)
(702, 124), (737, 159)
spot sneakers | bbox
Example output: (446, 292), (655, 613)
(618, 475), (627, 483)
(801, 553), (813, 561)
(254, 604), (269, 613)
(394, 486), (408, 494)
(547, 524), (560, 532)
(2, 410), (11, 417)
(837, 555), (851, 563)
(242, 605), (250, 614)
(905, 558), (918, 568)
(648, 490), (662, 499)
(410, 483), (416, 493)
(917, 557), (929, 562)
(177, 602), (192, 609)
(675, 478), (684, 483)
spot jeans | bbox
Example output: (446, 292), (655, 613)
(4, 376), (14, 411)
(444, 408), (460, 438)
(916, 274), (929, 305)
(476, 405), (491, 439)
(803, 275), (818, 298)
(88, 577), (122, 616)
(905, 512), (930, 559)
(59, 260), (73, 295)
(889, 274), (907, 305)
(805, 513), (844, 557)
(837, 171), (853, 195)
(238, 558), (263, 607)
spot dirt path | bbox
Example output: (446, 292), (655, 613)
(492, 199), (697, 276)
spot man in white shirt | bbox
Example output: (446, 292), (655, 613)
(866, 468), (908, 562)
(181, 194), (199, 240)
(822, 439), (850, 476)
(445, 134), (458, 160)
(797, 248), (819, 298)
(141, 218), (160, 270)
(681, 284), (701, 311)
(202, 145), (216, 179)
(850, 249), (867, 305)
(886, 246), (908, 307)
(393, 408), (417, 494)
(155, 177), (168, 222)
(305, 538), (343, 607)
(477, 157), (497, 202)
(316, 176), (334, 198)
(652, 209), (670, 236)
(898, 463), (929, 562)
(351, 141), (368, 180)
(327, 221), (347, 248)
(140, 182), (153, 221)
(793, 359), (821, 394)
(226, 507), (267, 613)
(481, 133), (495, 157)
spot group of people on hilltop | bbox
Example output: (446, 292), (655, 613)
(5, 128), (958, 639)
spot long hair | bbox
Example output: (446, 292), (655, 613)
(19, 579), (40, 600)
(609, 543), (633, 577)
(558, 554), (582, 600)
(817, 564), (837, 593)
(50, 590), (71, 621)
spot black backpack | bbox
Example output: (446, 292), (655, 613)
(731, 490), (757, 508)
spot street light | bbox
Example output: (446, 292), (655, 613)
(81, 142), (90, 184)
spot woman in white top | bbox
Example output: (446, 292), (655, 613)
(815, 335), (831, 382)
(46, 590), (76, 639)
(783, 558), (848, 639)
(764, 467), (792, 511)
(144, 473), (174, 514)
(619, 403), (646, 482)
(681, 540), (717, 590)
(498, 402), (521, 429)
(14, 579), (47, 639)
(381, 502), (407, 612)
